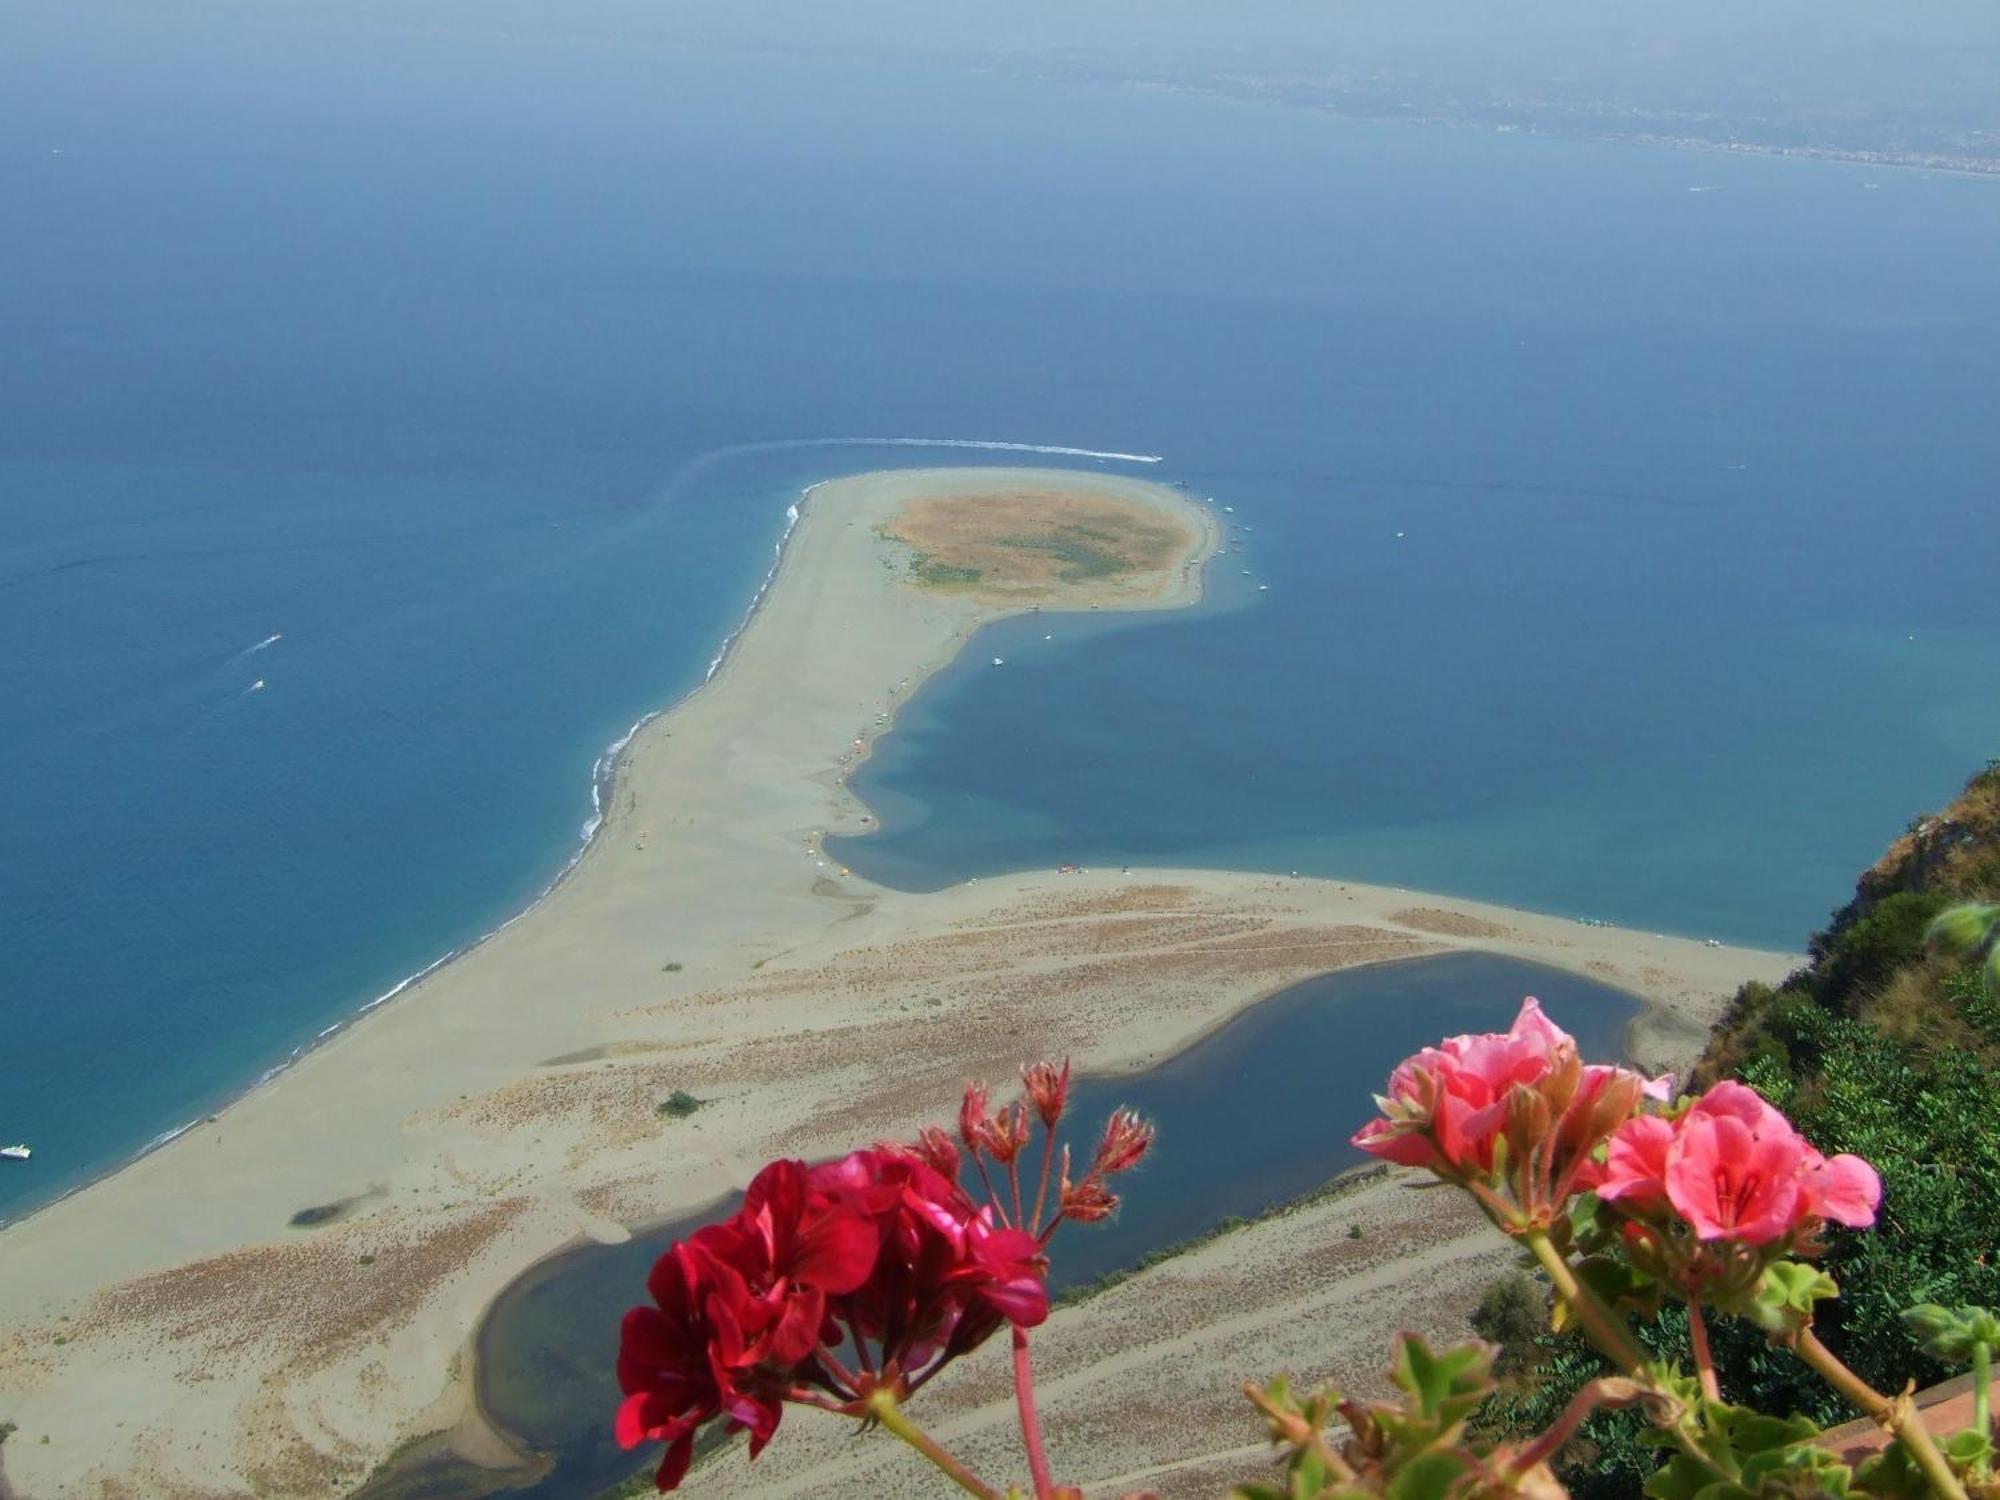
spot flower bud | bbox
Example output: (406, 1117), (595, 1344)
(986, 1102), (1031, 1165)
(912, 1125), (961, 1178)
(1059, 1149), (1119, 1222)
(1021, 1058), (1071, 1128)
(1093, 1108), (1154, 1176)
(959, 1082), (994, 1154)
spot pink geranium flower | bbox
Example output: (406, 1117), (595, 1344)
(1596, 1079), (1881, 1249)
(1353, 999), (1652, 1227)
(1353, 998), (1570, 1174)
(1663, 1111), (1807, 1246)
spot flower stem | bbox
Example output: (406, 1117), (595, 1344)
(1012, 1325), (1057, 1499)
(1522, 1229), (1649, 1373)
(1974, 1341), (1991, 1450)
(1791, 1328), (1969, 1500)
(1031, 1129), (1056, 1229)
(1509, 1377), (1635, 1476)
(866, 1388), (1000, 1500)
(1687, 1300), (1722, 1402)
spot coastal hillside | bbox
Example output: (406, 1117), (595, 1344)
(1493, 761), (2000, 1497)
(1702, 759), (2000, 1081)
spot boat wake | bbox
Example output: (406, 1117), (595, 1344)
(826, 437), (1163, 464)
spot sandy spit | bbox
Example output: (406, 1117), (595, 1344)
(0, 468), (1791, 1500)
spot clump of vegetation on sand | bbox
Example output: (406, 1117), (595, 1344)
(657, 1089), (703, 1119)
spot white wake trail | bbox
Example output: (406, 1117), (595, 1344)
(834, 438), (1164, 464)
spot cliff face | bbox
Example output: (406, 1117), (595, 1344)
(1698, 761), (2000, 1087)
(1813, 762), (2000, 959)
(1852, 764), (2000, 907)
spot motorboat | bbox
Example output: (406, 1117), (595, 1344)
(1, 1144), (29, 1162)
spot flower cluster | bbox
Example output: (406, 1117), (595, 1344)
(1597, 1078), (1879, 1245)
(1591, 1078), (1880, 1302)
(615, 1059), (1150, 1492)
(1323, 999), (1976, 1500)
(1351, 997), (1663, 1229)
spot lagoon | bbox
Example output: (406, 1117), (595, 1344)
(437, 953), (1639, 1500)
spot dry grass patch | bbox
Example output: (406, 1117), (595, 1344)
(884, 490), (1196, 599)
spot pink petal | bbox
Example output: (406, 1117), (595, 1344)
(1510, 996), (1568, 1050)
(1351, 1116), (1437, 1167)
(1806, 1152), (1881, 1228)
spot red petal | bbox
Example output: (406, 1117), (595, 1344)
(615, 1392), (659, 1449)
(793, 1208), (879, 1293)
(656, 1429), (696, 1491)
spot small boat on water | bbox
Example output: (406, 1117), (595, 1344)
(992, 657), (1005, 666)
(1, 1144), (30, 1162)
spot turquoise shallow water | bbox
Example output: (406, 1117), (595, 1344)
(4, 10), (1999, 1225)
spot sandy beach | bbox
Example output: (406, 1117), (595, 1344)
(0, 467), (1794, 1500)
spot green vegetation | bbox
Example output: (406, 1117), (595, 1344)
(657, 1089), (703, 1119)
(908, 553), (984, 587)
(660, 960), (683, 973)
(994, 530), (1132, 581)
(1470, 1273), (1546, 1374)
(0, 1420), (15, 1445)
(1481, 762), (2000, 1497)
(357, 1253), (377, 1266)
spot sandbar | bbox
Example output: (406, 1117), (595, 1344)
(0, 468), (1792, 1499)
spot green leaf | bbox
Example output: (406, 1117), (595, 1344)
(1387, 1334), (1494, 1428)
(1853, 1441), (1931, 1499)
(1383, 1451), (1468, 1500)
(1941, 1425), (1995, 1470)
(1736, 1440), (1852, 1495)
(1718, 1408), (1824, 1457)
(1643, 1456), (1746, 1500)
(1291, 1448), (1330, 1496)
(1576, 1252), (1665, 1317)
(1740, 1261), (1840, 1333)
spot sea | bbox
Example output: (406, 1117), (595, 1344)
(4, 8), (1998, 1226)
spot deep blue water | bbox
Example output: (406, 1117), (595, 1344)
(4, 7), (1999, 1224)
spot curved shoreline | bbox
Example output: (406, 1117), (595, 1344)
(0, 480), (821, 1235)
(0, 467), (1790, 1500)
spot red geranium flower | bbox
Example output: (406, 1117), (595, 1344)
(614, 1159), (877, 1488)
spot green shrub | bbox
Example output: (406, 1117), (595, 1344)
(1469, 1273), (1546, 1373)
(658, 1089), (703, 1119)
(1810, 890), (1949, 1009)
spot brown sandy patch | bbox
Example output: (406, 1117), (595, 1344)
(1390, 906), (1515, 940)
(884, 488), (1199, 600)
